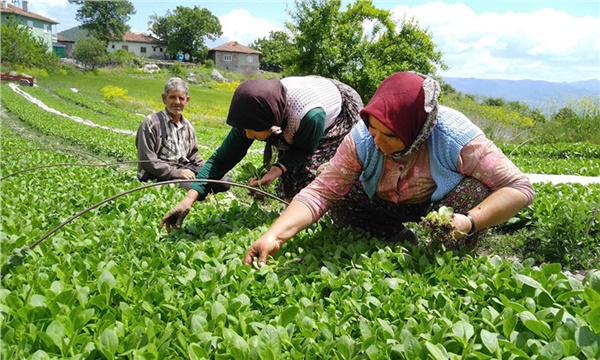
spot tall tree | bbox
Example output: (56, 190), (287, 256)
(249, 31), (294, 72)
(71, 0), (136, 44)
(149, 6), (222, 63)
(74, 36), (108, 70)
(284, 0), (446, 101)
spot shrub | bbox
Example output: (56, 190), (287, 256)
(169, 63), (187, 78)
(100, 85), (131, 101)
(74, 37), (108, 70)
(1, 20), (62, 71)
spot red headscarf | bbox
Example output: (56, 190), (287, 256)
(359, 72), (429, 148)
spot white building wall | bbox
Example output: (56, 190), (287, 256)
(107, 41), (165, 58)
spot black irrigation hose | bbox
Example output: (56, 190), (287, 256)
(27, 179), (288, 250)
(0, 160), (181, 180)
(3, 147), (110, 164)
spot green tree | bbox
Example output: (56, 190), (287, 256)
(74, 36), (108, 70)
(0, 20), (62, 69)
(149, 6), (222, 63)
(249, 31), (293, 72)
(284, 0), (446, 101)
(71, 0), (135, 43)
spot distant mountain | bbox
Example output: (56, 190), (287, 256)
(58, 26), (88, 41)
(443, 77), (599, 113)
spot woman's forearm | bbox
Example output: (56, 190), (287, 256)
(468, 187), (530, 230)
(266, 200), (316, 245)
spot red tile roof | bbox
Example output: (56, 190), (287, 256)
(56, 34), (74, 43)
(123, 32), (163, 44)
(210, 41), (261, 55)
(0, 3), (58, 24)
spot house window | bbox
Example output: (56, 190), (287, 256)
(122, 45), (128, 51)
(223, 54), (232, 61)
(140, 47), (146, 53)
(111, 45), (115, 49)
(43, 24), (49, 34)
(27, 20), (33, 32)
(159, 48), (163, 52)
(247, 55), (253, 63)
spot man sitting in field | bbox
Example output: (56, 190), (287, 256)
(136, 77), (231, 192)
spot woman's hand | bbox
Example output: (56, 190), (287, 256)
(243, 200), (316, 268)
(243, 234), (282, 267)
(449, 213), (473, 240)
(248, 166), (283, 189)
(159, 191), (198, 233)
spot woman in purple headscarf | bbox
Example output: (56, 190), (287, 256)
(160, 76), (363, 232)
(243, 71), (534, 267)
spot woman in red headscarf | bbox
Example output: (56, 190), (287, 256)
(159, 76), (363, 232)
(244, 71), (534, 267)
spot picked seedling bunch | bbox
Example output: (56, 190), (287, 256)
(419, 206), (463, 246)
(239, 162), (268, 200)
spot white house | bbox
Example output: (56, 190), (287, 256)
(107, 32), (165, 59)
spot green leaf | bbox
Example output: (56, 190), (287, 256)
(451, 320), (474, 345)
(223, 328), (249, 360)
(584, 287), (600, 308)
(575, 327), (600, 359)
(377, 318), (395, 339)
(556, 290), (584, 302)
(97, 270), (116, 294)
(255, 325), (280, 360)
(587, 306), (600, 334)
(515, 273), (543, 290)
(503, 314), (517, 339)
(30, 294), (47, 307)
(46, 320), (65, 348)
(72, 308), (95, 333)
(211, 301), (227, 321)
(588, 270), (600, 294)
(30, 350), (51, 360)
(99, 328), (119, 360)
(188, 343), (207, 360)
(401, 331), (422, 359)
(337, 335), (354, 360)
(500, 294), (528, 313)
(540, 341), (564, 360)
(424, 341), (448, 360)
(480, 329), (499, 353)
(279, 305), (299, 326)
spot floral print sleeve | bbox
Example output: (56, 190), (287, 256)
(294, 134), (363, 220)
(458, 136), (534, 204)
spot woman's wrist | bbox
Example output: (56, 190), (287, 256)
(272, 162), (286, 175)
(465, 214), (476, 237)
(185, 189), (200, 203)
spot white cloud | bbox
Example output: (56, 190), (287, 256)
(217, 8), (282, 46)
(390, 2), (600, 82)
(27, 0), (79, 31)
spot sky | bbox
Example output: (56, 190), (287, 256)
(21, 0), (600, 83)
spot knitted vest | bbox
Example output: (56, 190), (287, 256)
(352, 106), (483, 201)
(280, 76), (342, 145)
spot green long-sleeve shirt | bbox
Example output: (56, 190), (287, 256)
(190, 108), (326, 199)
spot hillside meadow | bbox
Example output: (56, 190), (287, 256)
(1, 70), (599, 359)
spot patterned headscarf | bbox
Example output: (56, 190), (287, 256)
(359, 71), (440, 159)
(226, 78), (287, 131)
